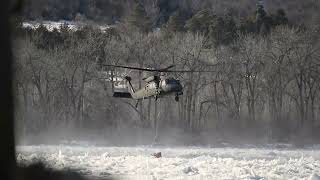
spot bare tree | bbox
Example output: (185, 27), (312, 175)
(237, 35), (267, 126)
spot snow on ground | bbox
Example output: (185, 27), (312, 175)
(22, 21), (112, 32)
(16, 145), (320, 180)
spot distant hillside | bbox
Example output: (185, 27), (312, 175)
(23, 0), (319, 26)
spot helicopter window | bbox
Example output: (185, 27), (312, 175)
(165, 79), (177, 84)
(149, 83), (156, 88)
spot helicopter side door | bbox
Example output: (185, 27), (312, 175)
(145, 82), (158, 97)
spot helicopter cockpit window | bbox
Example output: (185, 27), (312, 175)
(165, 78), (177, 84)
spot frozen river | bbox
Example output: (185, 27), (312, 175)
(16, 145), (320, 180)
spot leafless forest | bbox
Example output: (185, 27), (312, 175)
(14, 0), (320, 145)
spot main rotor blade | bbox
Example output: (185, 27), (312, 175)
(161, 70), (217, 73)
(162, 65), (175, 70)
(102, 64), (167, 72)
(102, 64), (218, 73)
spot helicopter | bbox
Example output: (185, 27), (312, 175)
(102, 64), (217, 106)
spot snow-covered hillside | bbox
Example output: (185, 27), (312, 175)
(16, 145), (320, 180)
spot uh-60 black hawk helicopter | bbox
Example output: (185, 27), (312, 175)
(103, 64), (216, 106)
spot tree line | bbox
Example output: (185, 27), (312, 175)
(14, 2), (320, 145)
(23, 0), (319, 26)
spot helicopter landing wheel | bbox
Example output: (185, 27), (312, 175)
(175, 95), (179, 102)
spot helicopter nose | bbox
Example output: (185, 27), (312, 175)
(163, 79), (183, 93)
(174, 82), (183, 92)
